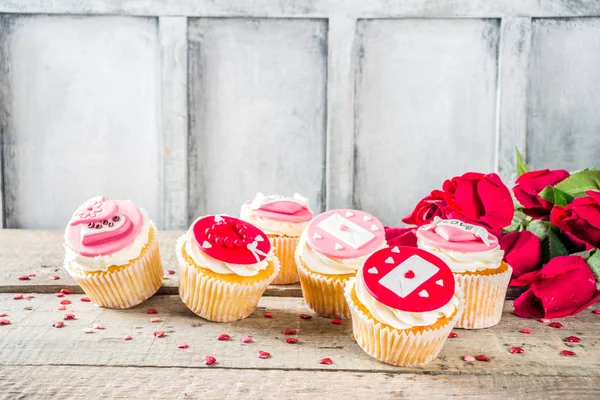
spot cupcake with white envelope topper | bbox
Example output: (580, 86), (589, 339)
(177, 215), (280, 322)
(63, 196), (163, 308)
(344, 246), (463, 366)
(240, 193), (312, 284)
(295, 209), (386, 318)
(417, 217), (511, 329)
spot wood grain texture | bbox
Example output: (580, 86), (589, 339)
(2, 366), (600, 400)
(496, 17), (532, 182)
(187, 18), (327, 221)
(1, 15), (161, 229)
(527, 18), (600, 171)
(354, 19), (500, 225)
(1, 294), (599, 377)
(159, 17), (189, 230)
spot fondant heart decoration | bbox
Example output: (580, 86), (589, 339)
(417, 217), (499, 252)
(306, 209), (385, 259)
(192, 215), (271, 264)
(361, 246), (455, 312)
(244, 193), (312, 222)
(69, 196), (118, 226)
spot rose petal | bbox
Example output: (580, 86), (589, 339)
(146, 309), (159, 314)
(285, 337), (298, 344)
(218, 334), (230, 341)
(241, 336), (253, 343)
(204, 356), (217, 365)
(299, 314), (312, 319)
(263, 312), (273, 318)
(177, 343), (189, 349)
(319, 357), (333, 365)
(257, 350), (271, 359)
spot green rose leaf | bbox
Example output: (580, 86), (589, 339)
(515, 147), (530, 176)
(548, 229), (569, 259)
(585, 250), (600, 290)
(527, 220), (551, 241)
(538, 186), (575, 206)
(552, 170), (600, 199)
(503, 209), (530, 233)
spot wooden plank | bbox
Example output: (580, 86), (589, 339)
(0, 15), (161, 229)
(527, 18), (600, 171)
(0, 16), (7, 229)
(2, 0), (600, 18)
(159, 17), (188, 230)
(2, 366), (600, 400)
(353, 19), (500, 226)
(1, 294), (599, 376)
(496, 17), (532, 182)
(187, 18), (327, 219)
(325, 16), (357, 210)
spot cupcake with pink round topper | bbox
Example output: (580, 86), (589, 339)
(176, 214), (280, 322)
(240, 193), (312, 284)
(295, 209), (386, 318)
(63, 196), (163, 308)
(416, 217), (512, 329)
(344, 245), (463, 366)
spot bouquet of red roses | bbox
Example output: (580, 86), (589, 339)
(387, 149), (600, 319)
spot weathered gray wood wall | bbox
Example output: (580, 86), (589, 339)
(1, 1), (600, 230)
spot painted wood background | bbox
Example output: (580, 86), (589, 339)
(1, 1), (600, 230)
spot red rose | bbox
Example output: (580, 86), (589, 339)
(442, 172), (514, 230)
(402, 190), (448, 226)
(384, 226), (417, 248)
(513, 169), (569, 218)
(550, 190), (600, 250)
(499, 231), (542, 280)
(511, 255), (600, 319)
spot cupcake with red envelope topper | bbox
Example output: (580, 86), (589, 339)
(63, 196), (163, 308)
(176, 215), (280, 322)
(344, 246), (463, 366)
(417, 217), (512, 329)
(295, 209), (386, 318)
(240, 193), (312, 284)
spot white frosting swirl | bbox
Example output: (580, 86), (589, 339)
(183, 225), (270, 277)
(417, 240), (503, 273)
(297, 231), (386, 275)
(354, 272), (460, 330)
(240, 204), (308, 236)
(64, 209), (153, 272)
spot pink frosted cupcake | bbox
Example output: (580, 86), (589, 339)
(295, 209), (386, 318)
(417, 217), (512, 329)
(63, 196), (163, 308)
(240, 193), (312, 284)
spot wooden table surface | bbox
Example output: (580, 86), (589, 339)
(1, 230), (599, 399)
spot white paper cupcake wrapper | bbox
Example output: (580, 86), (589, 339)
(269, 235), (300, 285)
(176, 235), (280, 322)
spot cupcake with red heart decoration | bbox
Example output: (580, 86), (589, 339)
(294, 209), (387, 318)
(344, 246), (463, 366)
(63, 196), (163, 308)
(240, 193), (312, 284)
(176, 215), (280, 322)
(416, 217), (511, 329)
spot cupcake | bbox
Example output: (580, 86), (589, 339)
(177, 215), (280, 322)
(63, 196), (163, 308)
(295, 209), (386, 318)
(345, 246), (462, 366)
(416, 217), (512, 329)
(240, 193), (312, 284)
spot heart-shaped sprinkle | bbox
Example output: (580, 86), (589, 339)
(257, 350), (271, 359)
(335, 243), (344, 250)
(419, 290), (429, 298)
(367, 267), (378, 274)
(370, 224), (379, 231)
(214, 215), (224, 222)
(436, 279), (444, 286)
(339, 224), (349, 231)
(385, 256), (394, 264)
(391, 247), (400, 253)
(255, 235), (264, 242)
(204, 355), (217, 365)
(345, 211), (354, 217)
(404, 270), (415, 279)
(320, 357), (333, 365)
(313, 232), (322, 239)
(364, 215), (372, 221)
(202, 241), (212, 249)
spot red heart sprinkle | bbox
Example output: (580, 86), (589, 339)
(319, 357), (333, 365)
(218, 334), (231, 341)
(17, 276), (29, 281)
(80, 297), (91, 302)
(241, 336), (253, 343)
(52, 321), (64, 328)
(404, 270), (415, 279)
(60, 300), (71, 305)
(561, 350), (576, 356)
(264, 312), (273, 318)
(153, 331), (165, 338)
(0, 319), (10, 326)
(475, 354), (491, 362)
(283, 328), (297, 335)
(520, 328), (532, 334)
(299, 314), (312, 319)
(60, 289), (72, 295)
(285, 337), (298, 344)
(257, 350), (271, 359)
(28, 273), (36, 277)
(593, 309), (600, 315)
(13, 294), (23, 300)
(566, 336), (581, 343)
(448, 332), (458, 338)
(54, 293), (64, 298)
(25, 294), (35, 299)
(549, 322), (563, 328)
(57, 306), (67, 311)
(177, 343), (189, 349)
(123, 335), (132, 341)
(166, 269), (176, 275)
(339, 224), (349, 231)
(331, 319), (341, 325)
(0, 313), (7, 317)
(509, 346), (524, 354)
(204, 356), (217, 365)
(150, 318), (161, 323)
(146, 309), (159, 314)
(63, 314), (76, 320)
(49, 276), (60, 280)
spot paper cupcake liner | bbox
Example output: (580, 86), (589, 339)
(454, 263), (512, 329)
(295, 251), (353, 319)
(344, 278), (464, 366)
(176, 235), (280, 322)
(268, 235), (300, 285)
(63, 225), (163, 309)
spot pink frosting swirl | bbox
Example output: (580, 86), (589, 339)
(242, 193), (312, 223)
(416, 218), (498, 252)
